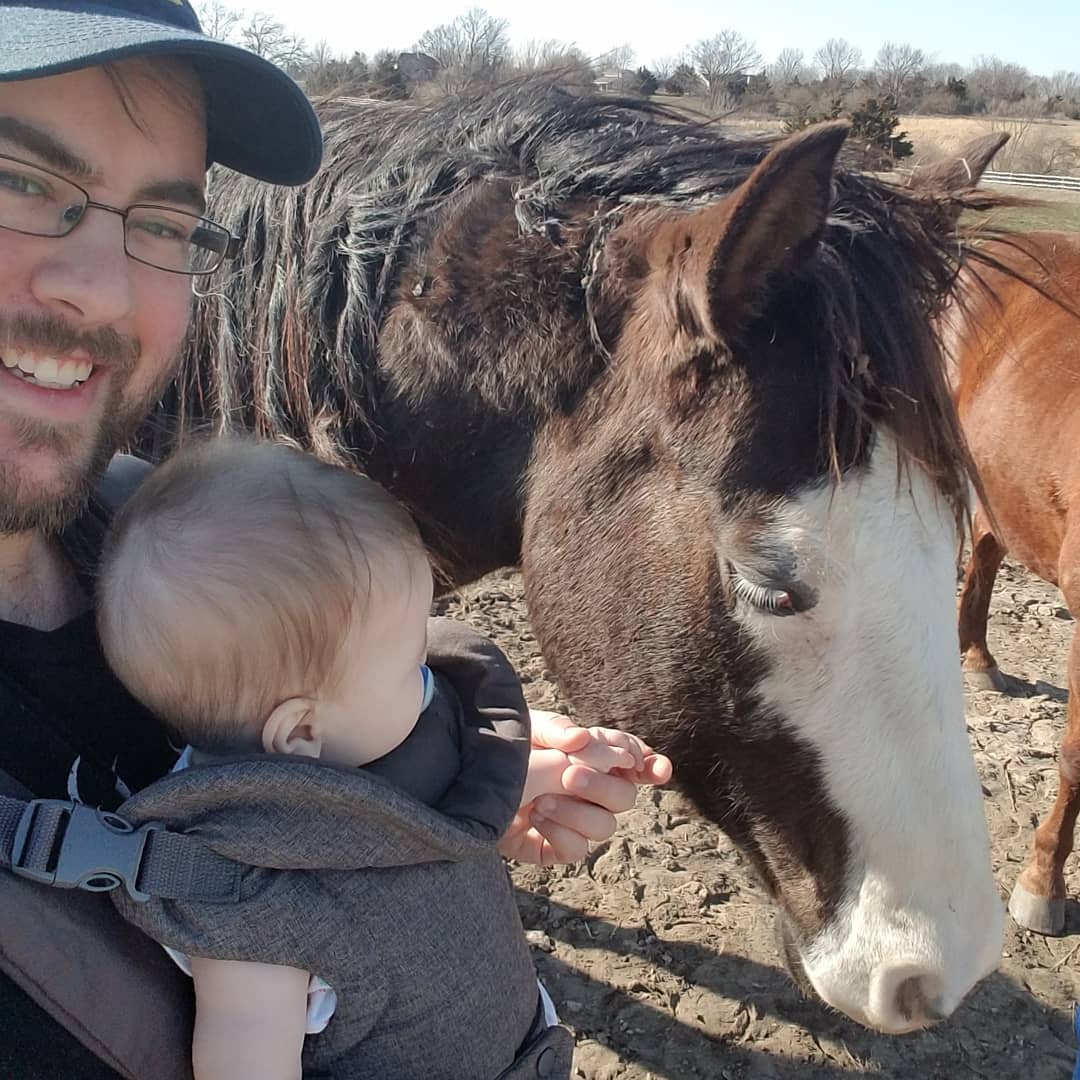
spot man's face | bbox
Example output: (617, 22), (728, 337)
(0, 61), (206, 533)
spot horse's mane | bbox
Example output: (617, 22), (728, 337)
(156, 78), (1008, 526)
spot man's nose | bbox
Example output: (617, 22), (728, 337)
(29, 207), (137, 328)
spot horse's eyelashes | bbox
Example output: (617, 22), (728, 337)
(728, 567), (797, 617)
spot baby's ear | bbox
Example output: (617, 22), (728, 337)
(263, 698), (322, 758)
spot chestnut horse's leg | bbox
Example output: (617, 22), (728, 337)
(959, 509), (1007, 691)
(1008, 531), (1080, 936)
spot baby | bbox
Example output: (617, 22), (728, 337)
(96, 438), (649, 1080)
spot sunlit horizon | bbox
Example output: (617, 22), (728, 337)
(205, 0), (1079, 79)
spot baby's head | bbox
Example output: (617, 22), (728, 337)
(97, 438), (434, 766)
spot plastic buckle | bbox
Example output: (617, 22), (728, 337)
(11, 799), (160, 903)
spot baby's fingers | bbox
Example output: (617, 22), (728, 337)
(566, 738), (637, 773)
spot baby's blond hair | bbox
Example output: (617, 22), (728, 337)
(97, 438), (427, 753)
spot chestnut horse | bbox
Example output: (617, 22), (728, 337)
(951, 230), (1080, 936)
(157, 84), (1008, 1032)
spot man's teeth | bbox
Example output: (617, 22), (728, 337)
(1, 352), (94, 388)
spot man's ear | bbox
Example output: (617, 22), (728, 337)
(262, 697), (323, 758)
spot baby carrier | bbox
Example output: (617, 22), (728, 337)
(0, 455), (572, 1080)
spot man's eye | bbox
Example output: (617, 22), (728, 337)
(131, 217), (189, 241)
(0, 168), (47, 196)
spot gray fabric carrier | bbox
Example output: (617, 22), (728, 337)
(111, 619), (573, 1080)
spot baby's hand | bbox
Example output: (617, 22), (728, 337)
(500, 710), (673, 866)
(566, 726), (649, 776)
(519, 716), (661, 806)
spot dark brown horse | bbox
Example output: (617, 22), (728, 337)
(156, 83), (1011, 1033)
(950, 230), (1080, 936)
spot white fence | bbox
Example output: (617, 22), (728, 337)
(982, 170), (1080, 192)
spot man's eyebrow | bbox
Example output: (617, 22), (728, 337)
(135, 179), (206, 216)
(0, 116), (96, 181)
(0, 116), (207, 215)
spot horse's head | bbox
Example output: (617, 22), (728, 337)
(524, 123), (1002, 1033)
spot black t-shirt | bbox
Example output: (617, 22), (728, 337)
(0, 611), (177, 806)
(0, 537), (178, 1078)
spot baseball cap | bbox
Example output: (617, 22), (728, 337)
(0, 0), (323, 185)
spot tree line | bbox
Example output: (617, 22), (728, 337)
(193, 2), (1080, 171)
(195, 2), (1078, 119)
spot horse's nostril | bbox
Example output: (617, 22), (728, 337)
(894, 975), (946, 1026)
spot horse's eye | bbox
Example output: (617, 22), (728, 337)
(727, 565), (798, 616)
(733, 576), (796, 615)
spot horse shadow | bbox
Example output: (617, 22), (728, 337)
(518, 892), (1077, 1079)
(995, 672), (1069, 702)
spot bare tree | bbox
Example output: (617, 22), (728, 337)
(692, 30), (762, 109)
(417, 7), (510, 93)
(516, 39), (557, 70)
(300, 39), (347, 94)
(307, 40), (338, 69)
(923, 60), (965, 85)
(1039, 70), (1080, 112)
(515, 39), (586, 71)
(967, 55), (1033, 109)
(597, 44), (636, 73)
(874, 42), (926, 107)
(813, 37), (862, 90)
(239, 11), (307, 69)
(192, 0), (242, 41)
(650, 56), (679, 84)
(513, 39), (594, 87)
(769, 47), (807, 89)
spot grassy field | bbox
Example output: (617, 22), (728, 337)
(962, 186), (1080, 232)
(900, 113), (1080, 171)
(648, 102), (1080, 233)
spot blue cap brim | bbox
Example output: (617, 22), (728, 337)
(0, 4), (322, 186)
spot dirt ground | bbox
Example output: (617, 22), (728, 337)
(436, 559), (1080, 1079)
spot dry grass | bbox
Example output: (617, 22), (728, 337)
(643, 103), (1080, 231)
(968, 187), (1080, 232)
(902, 114), (1080, 155)
(902, 114), (1080, 176)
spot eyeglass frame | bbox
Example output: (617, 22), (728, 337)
(0, 152), (241, 276)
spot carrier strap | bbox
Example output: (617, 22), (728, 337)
(0, 794), (242, 903)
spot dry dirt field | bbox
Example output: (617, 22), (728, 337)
(899, 115), (1080, 171)
(437, 561), (1080, 1079)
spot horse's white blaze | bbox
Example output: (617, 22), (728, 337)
(738, 435), (1002, 1033)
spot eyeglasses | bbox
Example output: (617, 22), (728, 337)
(0, 153), (239, 276)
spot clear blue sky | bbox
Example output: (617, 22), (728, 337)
(242, 0), (1078, 77)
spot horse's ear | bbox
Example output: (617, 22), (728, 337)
(904, 133), (1008, 198)
(653, 121), (848, 342)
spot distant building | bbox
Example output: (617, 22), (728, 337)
(594, 68), (638, 94)
(396, 51), (441, 84)
(594, 70), (620, 93)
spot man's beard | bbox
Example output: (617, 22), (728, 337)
(0, 311), (175, 535)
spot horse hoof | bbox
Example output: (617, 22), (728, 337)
(964, 666), (1006, 692)
(1008, 883), (1066, 935)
